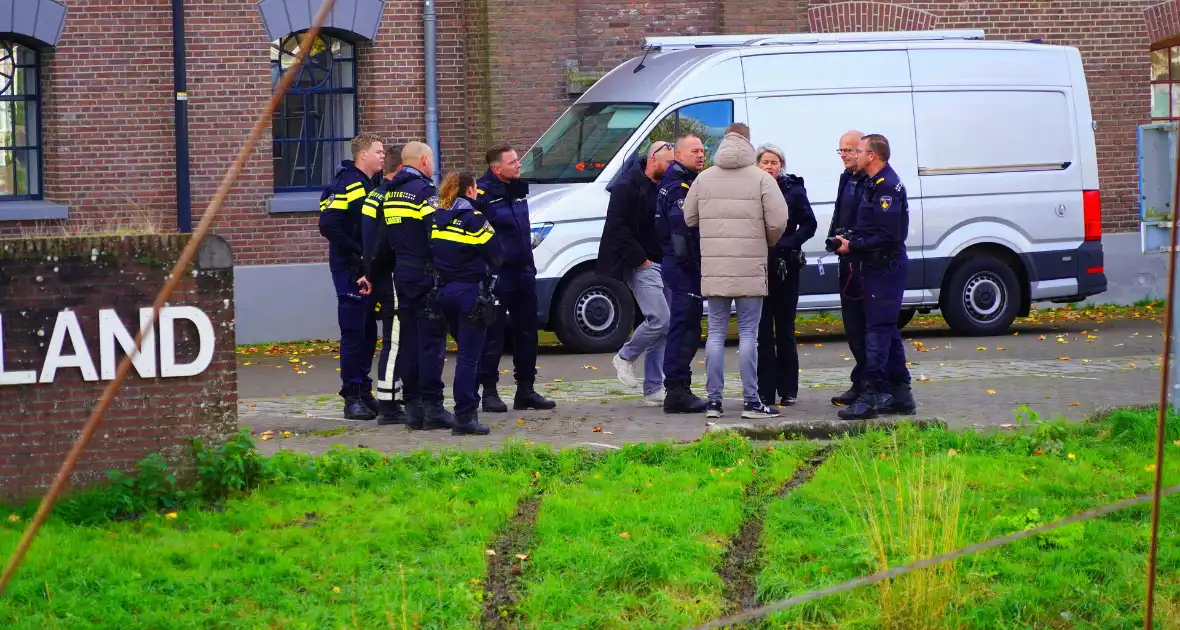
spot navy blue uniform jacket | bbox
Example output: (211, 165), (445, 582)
(655, 161), (701, 294)
(771, 173), (817, 254)
(383, 166), (441, 270)
(849, 164), (909, 257)
(318, 160), (378, 272)
(360, 176), (397, 280)
(430, 196), (505, 283)
(475, 171), (534, 280)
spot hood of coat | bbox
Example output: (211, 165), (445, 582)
(450, 196), (476, 212)
(713, 132), (756, 170)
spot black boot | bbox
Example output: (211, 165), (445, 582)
(406, 399), (445, 430)
(481, 385), (508, 413)
(377, 399), (408, 425)
(452, 410), (491, 436)
(837, 390), (886, 421)
(883, 384), (916, 415)
(664, 386), (707, 414)
(344, 396), (377, 421)
(361, 391), (380, 416)
(831, 386), (861, 407)
(514, 385), (556, 410)
(422, 401), (456, 429)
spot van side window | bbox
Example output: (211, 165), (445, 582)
(641, 100), (734, 167)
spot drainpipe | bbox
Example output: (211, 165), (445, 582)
(172, 0), (193, 233)
(423, 0), (441, 184)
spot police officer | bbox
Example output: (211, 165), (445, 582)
(829, 130), (869, 407)
(474, 143), (556, 412)
(656, 133), (708, 414)
(430, 171), (505, 436)
(360, 143), (406, 425)
(753, 143), (817, 407)
(318, 132), (384, 420)
(832, 133), (916, 420)
(383, 141), (453, 430)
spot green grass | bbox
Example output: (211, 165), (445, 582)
(2, 409), (1178, 629)
(518, 440), (810, 628)
(758, 408), (1180, 629)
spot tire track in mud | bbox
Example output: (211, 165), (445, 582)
(717, 444), (837, 619)
(481, 493), (542, 629)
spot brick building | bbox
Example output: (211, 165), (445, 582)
(0, 1), (1173, 342)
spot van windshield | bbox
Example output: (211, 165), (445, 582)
(519, 102), (656, 184)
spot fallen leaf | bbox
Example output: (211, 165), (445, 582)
(516, 418), (525, 424)
(916, 375), (929, 382)
(282, 431), (292, 438)
(260, 430), (275, 441)
(947, 448), (958, 457)
(332, 586), (342, 593)
(247, 403), (257, 408)
(500, 369), (511, 374)
(986, 389), (997, 395)
(696, 360), (705, 364)
(976, 346), (987, 351)
(619, 531), (631, 539)
(553, 378), (564, 383)
(297, 370), (308, 375)
(583, 365), (598, 370)
(7, 514), (19, 523)
(1038, 335), (1046, 340)
(1068, 453), (1077, 460)
(879, 452), (887, 460)
(485, 549), (496, 556)
(287, 358), (299, 364)
(591, 426), (603, 433)
(996, 347), (1006, 351)
(1035, 449), (1045, 456)
(243, 362), (254, 366)
(515, 553), (529, 560)
(1059, 357), (1070, 361)
(814, 344), (823, 347)
(1069, 402), (1080, 407)
(165, 512), (178, 520)
(1146, 464), (1157, 472)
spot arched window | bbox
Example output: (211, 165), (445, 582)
(0, 41), (42, 200)
(269, 32), (358, 193)
(1151, 41), (1180, 122)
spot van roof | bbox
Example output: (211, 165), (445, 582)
(580, 31), (1074, 105)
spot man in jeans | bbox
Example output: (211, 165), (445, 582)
(597, 141), (675, 406)
(684, 123), (789, 419)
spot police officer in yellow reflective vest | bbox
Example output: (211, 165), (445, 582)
(318, 132), (384, 420)
(430, 171), (505, 436)
(360, 143), (406, 425)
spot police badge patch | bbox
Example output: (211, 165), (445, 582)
(677, 198), (685, 209)
(427, 195), (443, 210)
(880, 196), (892, 211)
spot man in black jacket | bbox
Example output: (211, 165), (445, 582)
(597, 141), (675, 406)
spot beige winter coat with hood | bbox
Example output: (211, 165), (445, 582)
(683, 132), (790, 297)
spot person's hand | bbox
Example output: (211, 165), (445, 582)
(638, 260), (652, 270)
(835, 236), (851, 255)
(357, 276), (372, 295)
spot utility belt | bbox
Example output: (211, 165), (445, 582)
(397, 258), (434, 273)
(850, 249), (902, 270)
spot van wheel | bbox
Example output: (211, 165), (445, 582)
(552, 270), (635, 354)
(941, 254), (1022, 336)
(898, 309), (916, 329)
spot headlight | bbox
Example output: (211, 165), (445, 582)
(530, 222), (554, 249)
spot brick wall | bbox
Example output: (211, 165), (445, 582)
(0, 235), (237, 502)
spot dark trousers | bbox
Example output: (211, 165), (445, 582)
(332, 269), (378, 399)
(395, 273), (446, 405)
(757, 261), (801, 402)
(662, 291), (703, 390)
(374, 278), (398, 402)
(839, 258), (868, 392)
(439, 282), (487, 418)
(479, 274), (539, 389)
(863, 258), (911, 392)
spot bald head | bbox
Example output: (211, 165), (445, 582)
(402, 141), (434, 179)
(644, 140), (674, 181)
(839, 130), (863, 171)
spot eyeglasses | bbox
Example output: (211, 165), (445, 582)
(652, 142), (673, 153)
(836, 148), (854, 155)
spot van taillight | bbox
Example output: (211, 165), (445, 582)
(1083, 190), (1101, 241)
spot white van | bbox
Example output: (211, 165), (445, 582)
(518, 30), (1107, 354)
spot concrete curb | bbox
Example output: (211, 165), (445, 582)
(705, 416), (948, 440)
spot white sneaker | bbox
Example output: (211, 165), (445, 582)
(613, 354), (640, 388)
(642, 389), (666, 407)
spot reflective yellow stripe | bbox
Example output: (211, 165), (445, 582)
(431, 225), (493, 245)
(385, 200), (435, 220)
(362, 195), (382, 218)
(681, 182), (690, 189)
(342, 187), (368, 202)
(328, 198), (350, 210)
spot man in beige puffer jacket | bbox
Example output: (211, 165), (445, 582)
(684, 123), (790, 419)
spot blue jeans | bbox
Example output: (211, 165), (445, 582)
(618, 263), (669, 395)
(705, 296), (763, 403)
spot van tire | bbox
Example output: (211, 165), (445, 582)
(941, 254), (1022, 336)
(552, 269), (635, 354)
(898, 309), (916, 329)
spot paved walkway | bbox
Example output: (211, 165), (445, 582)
(238, 315), (1168, 456)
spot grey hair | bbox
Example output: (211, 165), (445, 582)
(755, 143), (786, 169)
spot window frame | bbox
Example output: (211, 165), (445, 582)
(1150, 37), (1180, 123)
(0, 40), (44, 202)
(638, 98), (736, 168)
(269, 31), (360, 194)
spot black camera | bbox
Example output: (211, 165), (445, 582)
(825, 228), (854, 253)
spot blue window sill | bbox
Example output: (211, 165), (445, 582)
(268, 192), (322, 214)
(0, 200), (70, 221)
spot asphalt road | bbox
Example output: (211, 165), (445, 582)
(237, 310), (1168, 455)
